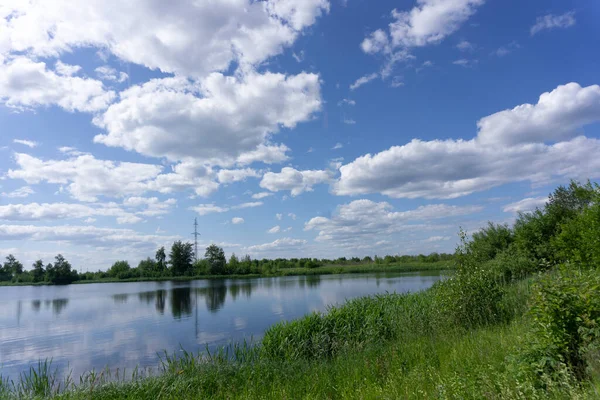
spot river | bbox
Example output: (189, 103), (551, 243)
(0, 271), (446, 381)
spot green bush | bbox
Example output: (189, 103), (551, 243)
(521, 268), (600, 381)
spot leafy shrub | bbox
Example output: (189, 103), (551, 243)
(468, 222), (514, 263)
(521, 268), (600, 381)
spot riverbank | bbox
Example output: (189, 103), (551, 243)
(4, 269), (599, 399)
(0, 261), (453, 286)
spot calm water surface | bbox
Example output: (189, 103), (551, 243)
(0, 271), (446, 380)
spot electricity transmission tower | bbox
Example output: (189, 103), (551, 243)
(192, 218), (200, 261)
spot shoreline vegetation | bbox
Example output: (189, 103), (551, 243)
(2, 180), (600, 399)
(0, 253), (453, 287)
(0, 261), (453, 287)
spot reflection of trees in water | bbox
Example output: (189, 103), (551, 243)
(31, 299), (41, 312)
(170, 287), (192, 319)
(240, 281), (253, 298)
(44, 299), (69, 315)
(229, 282), (240, 300)
(195, 281), (227, 313)
(278, 277), (298, 290)
(112, 293), (129, 304)
(138, 290), (167, 314)
(306, 275), (321, 288)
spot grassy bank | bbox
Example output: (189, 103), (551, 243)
(0, 261), (452, 286)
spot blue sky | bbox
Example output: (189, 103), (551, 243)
(1, 0), (599, 271)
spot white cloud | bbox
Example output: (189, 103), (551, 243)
(338, 99), (356, 106)
(54, 61), (82, 76)
(232, 217), (245, 224)
(267, 225), (281, 234)
(246, 237), (307, 252)
(122, 197), (177, 216)
(292, 50), (304, 63)
(8, 153), (163, 201)
(362, 0), (484, 53)
(0, 57), (115, 112)
(1, 0), (329, 78)
(305, 200), (479, 246)
(93, 72), (321, 166)
(391, 76), (404, 88)
(288, 213), (297, 220)
(84, 217), (96, 223)
(456, 40), (474, 51)
(477, 83), (600, 146)
(191, 204), (229, 216)
(232, 201), (263, 210)
(0, 202), (143, 224)
(453, 58), (478, 67)
(503, 197), (547, 214)
(424, 236), (451, 242)
(191, 201), (262, 216)
(58, 146), (88, 156)
(350, 73), (378, 90)
(260, 167), (331, 196)
(283, 226), (292, 232)
(0, 198), (175, 224)
(217, 168), (260, 183)
(1, 186), (34, 198)
(0, 224), (179, 249)
(13, 139), (38, 148)
(493, 41), (520, 57)
(342, 118), (356, 125)
(252, 192), (273, 199)
(530, 11), (576, 36)
(276, 213), (283, 220)
(334, 83), (600, 199)
(332, 142), (344, 149)
(95, 66), (128, 83)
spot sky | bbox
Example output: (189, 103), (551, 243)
(1, 0), (599, 271)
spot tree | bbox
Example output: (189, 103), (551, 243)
(108, 260), (131, 279)
(228, 253), (239, 274)
(138, 257), (158, 277)
(156, 246), (167, 274)
(169, 241), (194, 276)
(49, 254), (74, 284)
(4, 254), (23, 279)
(205, 244), (226, 275)
(32, 260), (45, 283)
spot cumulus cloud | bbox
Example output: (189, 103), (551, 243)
(191, 204), (229, 216)
(267, 225), (281, 233)
(93, 72), (321, 166)
(217, 168), (261, 183)
(0, 224), (179, 249)
(362, 0), (484, 53)
(334, 83), (600, 199)
(305, 199), (478, 247)
(0, 57), (115, 112)
(231, 217), (245, 224)
(251, 192), (273, 200)
(8, 153), (163, 202)
(0, 202), (143, 224)
(245, 237), (307, 252)
(503, 197), (547, 214)
(95, 66), (128, 83)
(1, 0), (329, 78)
(13, 139), (38, 148)
(260, 167), (331, 196)
(530, 11), (576, 36)
(276, 213), (283, 220)
(1, 186), (34, 198)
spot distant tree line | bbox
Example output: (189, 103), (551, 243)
(1, 241), (454, 285)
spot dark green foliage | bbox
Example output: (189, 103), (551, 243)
(46, 254), (76, 285)
(205, 244), (226, 275)
(468, 222), (514, 263)
(32, 260), (45, 283)
(522, 269), (600, 381)
(169, 241), (194, 276)
(107, 260), (132, 279)
(155, 246), (167, 273)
